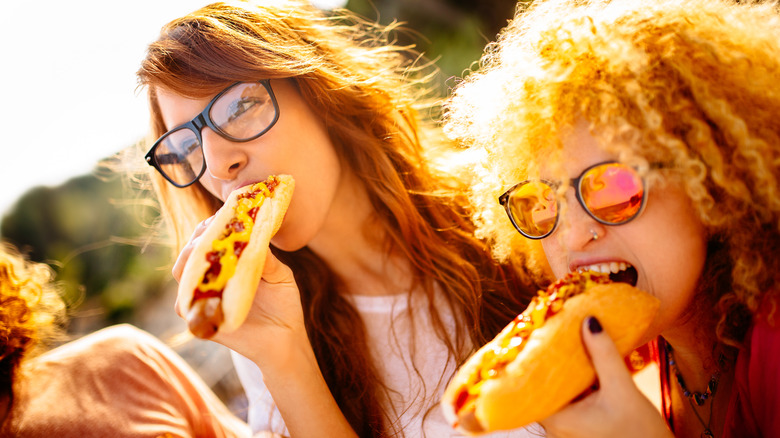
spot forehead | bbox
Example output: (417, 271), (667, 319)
(540, 121), (617, 179)
(155, 88), (214, 129)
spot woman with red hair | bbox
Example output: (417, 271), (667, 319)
(134, 1), (539, 436)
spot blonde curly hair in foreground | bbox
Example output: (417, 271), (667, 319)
(444, 0), (780, 344)
(0, 244), (66, 389)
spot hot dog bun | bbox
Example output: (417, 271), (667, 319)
(178, 175), (294, 338)
(441, 272), (659, 434)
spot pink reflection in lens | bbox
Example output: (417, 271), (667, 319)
(580, 164), (643, 223)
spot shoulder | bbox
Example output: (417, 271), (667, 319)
(748, 294), (780, 355)
(29, 324), (178, 380)
(72, 324), (163, 350)
(9, 326), (173, 434)
(738, 292), (780, 378)
(52, 324), (163, 356)
(729, 297), (780, 436)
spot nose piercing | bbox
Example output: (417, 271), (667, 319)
(590, 229), (599, 241)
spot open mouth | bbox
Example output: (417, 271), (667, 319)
(577, 263), (638, 287)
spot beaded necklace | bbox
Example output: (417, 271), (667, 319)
(667, 344), (720, 438)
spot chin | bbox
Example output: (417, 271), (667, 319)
(270, 233), (309, 253)
(638, 321), (663, 346)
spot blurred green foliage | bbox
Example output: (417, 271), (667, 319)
(348, 0), (519, 91)
(0, 172), (175, 333)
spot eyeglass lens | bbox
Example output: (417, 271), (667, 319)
(505, 163), (644, 238)
(210, 82), (277, 139)
(154, 128), (205, 186)
(152, 82), (277, 187)
(578, 163), (644, 224)
(506, 180), (558, 238)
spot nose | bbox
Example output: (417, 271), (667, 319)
(556, 189), (605, 249)
(200, 128), (247, 181)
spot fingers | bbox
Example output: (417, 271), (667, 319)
(174, 295), (184, 319)
(541, 316), (638, 437)
(582, 316), (633, 393)
(172, 217), (214, 319)
(172, 216), (214, 282)
(171, 247), (191, 284)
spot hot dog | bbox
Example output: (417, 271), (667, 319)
(441, 271), (659, 434)
(178, 175), (294, 339)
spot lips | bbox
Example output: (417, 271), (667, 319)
(224, 180), (262, 201)
(577, 262), (638, 286)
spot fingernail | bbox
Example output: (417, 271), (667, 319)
(587, 316), (603, 334)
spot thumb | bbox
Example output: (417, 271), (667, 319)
(582, 316), (633, 392)
(259, 248), (295, 285)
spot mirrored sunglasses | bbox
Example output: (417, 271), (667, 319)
(499, 161), (647, 239)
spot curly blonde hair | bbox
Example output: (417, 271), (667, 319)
(445, 0), (780, 345)
(0, 244), (66, 392)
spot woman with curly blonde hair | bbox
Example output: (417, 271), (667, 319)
(134, 1), (538, 437)
(0, 243), (251, 437)
(0, 243), (66, 401)
(445, 0), (780, 436)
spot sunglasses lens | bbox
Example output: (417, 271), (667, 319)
(506, 180), (558, 238)
(210, 82), (277, 140)
(579, 163), (644, 224)
(153, 128), (204, 187)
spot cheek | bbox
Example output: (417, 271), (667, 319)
(541, 238), (568, 279)
(637, 193), (709, 333)
(270, 148), (342, 252)
(663, 229), (707, 320)
(198, 177), (223, 202)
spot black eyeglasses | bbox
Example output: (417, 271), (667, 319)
(145, 80), (280, 188)
(498, 161), (648, 239)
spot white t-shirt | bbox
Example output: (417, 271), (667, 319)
(232, 292), (543, 438)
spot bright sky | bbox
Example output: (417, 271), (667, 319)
(0, 0), (345, 219)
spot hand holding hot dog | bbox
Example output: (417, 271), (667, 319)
(176, 175), (294, 338)
(540, 316), (673, 438)
(441, 272), (660, 434)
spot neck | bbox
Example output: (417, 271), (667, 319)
(663, 315), (723, 393)
(307, 172), (414, 297)
(665, 324), (735, 438)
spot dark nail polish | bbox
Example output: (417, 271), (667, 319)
(587, 316), (603, 333)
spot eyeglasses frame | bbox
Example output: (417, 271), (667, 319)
(144, 79), (280, 188)
(498, 161), (651, 240)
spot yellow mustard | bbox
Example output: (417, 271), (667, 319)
(200, 183), (269, 292)
(454, 272), (609, 414)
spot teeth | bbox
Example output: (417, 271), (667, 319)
(578, 262), (630, 274)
